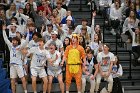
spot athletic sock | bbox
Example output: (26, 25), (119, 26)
(24, 90), (27, 93)
(66, 91), (69, 93)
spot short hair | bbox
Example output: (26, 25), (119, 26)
(37, 38), (45, 43)
(86, 49), (94, 55)
(32, 32), (42, 38)
(12, 36), (21, 45)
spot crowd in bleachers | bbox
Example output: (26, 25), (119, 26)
(0, 0), (140, 93)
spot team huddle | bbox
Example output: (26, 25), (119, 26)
(2, 24), (123, 93)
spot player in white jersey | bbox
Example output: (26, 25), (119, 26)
(25, 38), (51, 93)
(2, 25), (29, 93)
(47, 41), (64, 93)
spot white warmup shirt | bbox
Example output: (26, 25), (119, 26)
(3, 30), (29, 65)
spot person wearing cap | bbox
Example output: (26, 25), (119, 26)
(44, 30), (63, 53)
(74, 18), (91, 36)
(56, 0), (67, 20)
(41, 23), (53, 42)
(2, 25), (29, 93)
(61, 33), (87, 93)
(24, 38), (51, 93)
(96, 43), (115, 93)
(47, 41), (64, 93)
(61, 10), (75, 24)
(61, 15), (74, 34)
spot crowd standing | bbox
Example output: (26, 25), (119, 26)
(0, 0), (140, 93)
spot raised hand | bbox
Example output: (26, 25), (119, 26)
(2, 25), (7, 31)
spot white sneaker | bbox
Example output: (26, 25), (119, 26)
(138, 57), (140, 61)
(110, 29), (116, 35)
(87, 2), (91, 5)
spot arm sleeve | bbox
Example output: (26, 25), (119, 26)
(117, 64), (123, 77)
(80, 47), (86, 59)
(93, 56), (98, 64)
(20, 32), (29, 49)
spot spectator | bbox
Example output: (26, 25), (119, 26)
(82, 49), (98, 93)
(80, 27), (90, 45)
(25, 0), (37, 11)
(61, 15), (74, 35)
(6, 23), (20, 39)
(96, 43), (114, 93)
(136, 0), (140, 19)
(6, 3), (16, 20)
(28, 32), (42, 48)
(61, 0), (71, 10)
(0, 9), (6, 22)
(63, 37), (70, 51)
(41, 23), (53, 42)
(52, 8), (59, 18)
(15, 8), (29, 25)
(128, 24), (140, 61)
(94, 25), (102, 42)
(122, 0), (130, 19)
(56, 0), (67, 20)
(0, 0), (9, 10)
(74, 18), (91, 35)
(47, 41), (64, 93)
(79, 35), (86, 49)
(110, 1), (123, 35)
(13, 0), (25, 9)
(44, 31), (63, 53)
(61, 10), (75, 24)
(89, 34), (100, 56)
(112, 56), (123, 93)
(125, 2), (139, 18)
(122, 10), (139, 43)
(23, 3), (34, 19)
(37, 0), (52, 16)
(61, 33), (87, 93)
(30, 2), (47, 32)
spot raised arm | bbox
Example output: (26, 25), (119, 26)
(20, 31), (29, 49)
(2, 25), (12, 48)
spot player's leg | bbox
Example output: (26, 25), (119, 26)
(48, 75), (53, 93)
(58, 74), (64, 93)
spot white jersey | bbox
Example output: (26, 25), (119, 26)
(97, 52), (115, 72)
(48, 50), (61, 71)
(3, 30), (29, 65)
(28, 47), (50, 68)
(44, 39), (63, 51)
(28, 40), (39, 49)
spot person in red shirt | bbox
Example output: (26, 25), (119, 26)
(37, 0), (52, 16)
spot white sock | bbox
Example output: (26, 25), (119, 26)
(43, 92), (46, 93)
(34, 91), (37, 93)
(66, 91), (69, 93)
(24, 90), (27, 93)
(78, 91), (81, 93)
